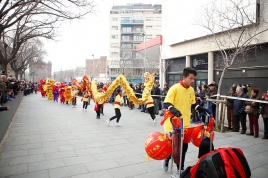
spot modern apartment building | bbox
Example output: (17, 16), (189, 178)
(108, 3), (162, 83)
(161, 0), (268, 94)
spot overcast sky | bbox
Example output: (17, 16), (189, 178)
(43, 0), (161, 72)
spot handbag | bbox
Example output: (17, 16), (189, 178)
(258, 105), (263, 114)
(244, 105), (253, 114)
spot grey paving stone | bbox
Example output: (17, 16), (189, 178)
(9, 154), (45, 165)
(4, 139), (29, 146)
(68, 138), (93, 145)
(45, 150), (77, 160)
(71, 170), (113, 178)
(1, 145), (14, 152)
(0, 164), (27, 177)
(12, 142), (43, 151)
(28, 137), (55, 144)
(6, 170), (49, 178)
(27, 159), (65, 172)
(29, 146), (59, 155)
(120, 147), (145, 157)
(75, 148), (104, 156)
(84, 141), (110, 148)
(42, 140), (69, 148)
(48, 164), (88, 178)
(107, 164), (146, 178)
(93, 151), (125, 161)
(84, 160), (120, 172)
(101, 144), (128, 152)
(114, 154), (145, 167)
(0, 158), (10, 167)
(251, 166), (268, 178)
(0, 150), (28, 159)
(58, 144), (86, 152)
(130, 169), (171, 178)
(63, 155), (97, 166)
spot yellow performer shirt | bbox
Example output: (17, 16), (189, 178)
(164, 83), (195, 128)
(83, 94), (89, 102)
(146, 96), (154, 108)
(114, 94), (121, 109)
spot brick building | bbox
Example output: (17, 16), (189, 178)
(29, 61), (52, 82)
(85, 56), (108, 82)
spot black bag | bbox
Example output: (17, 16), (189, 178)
(198, 137), (214, 158)
(196, 148), (251, 178)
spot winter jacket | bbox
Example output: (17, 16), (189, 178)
(261, 103), (268, 118)
(228, 93), (248, 116)
(245, 95), (260, 116)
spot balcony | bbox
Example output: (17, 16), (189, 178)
(121, 20), (144, 24)
(121, 29), (143, 34)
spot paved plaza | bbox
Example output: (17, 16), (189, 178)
(0, 94), (268, 178)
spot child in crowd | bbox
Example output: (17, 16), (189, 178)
(6, 89), (13, 101)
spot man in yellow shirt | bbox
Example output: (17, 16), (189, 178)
(107, 89), (122, 127)
(162, 67), (209, 173)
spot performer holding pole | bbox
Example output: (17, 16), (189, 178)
(106, 89), (122, 127)
(145, 95), (156, 123)
(161, 67), (209, 174)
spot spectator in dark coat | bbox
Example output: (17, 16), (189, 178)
(135, 83), (142, 109)
(153, 83), (160, 115)
(228, 86), (248, 134)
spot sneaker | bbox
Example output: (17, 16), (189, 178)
(177, 169), (184, 175)
(106, 119), (110, 126)
(115, 123), (122, 127)
(153, 118), (157, 124)
(162, 159), (169, 171)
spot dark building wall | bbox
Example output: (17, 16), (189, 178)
(214, 46), (268, 95)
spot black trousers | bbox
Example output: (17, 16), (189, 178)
(147, 106), (155, 120)
(233, 114), (247, 132)
(83, 101), (88, 109)
(165, 143), (188, 170)
(110, 108), (121, 123)
(96, 104), (102, 117)
(72, 97), (76, 105)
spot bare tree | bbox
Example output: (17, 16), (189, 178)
(0, 13), (56, 73)
(0, 0), (95, 35)
(10, 39), (46, 79)
(197, 0), (268, 128)
(0, 0), (95, 74)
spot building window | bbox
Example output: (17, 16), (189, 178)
(111, 26), (118, 30)
(121, 27), (131, 32)
(146, 26), (152, 29)
(111, 43), (118, 47)
(156, 17), (161, 21)
(111, 52), (118, 57)
(112, 17), (118, 21)
(111, 35), (118, 39)
(133, 35), (144, 41)
(121, 43), (132, 49)
(146, 17), (152, 21)
(156, 26), (162, 30)
(146, 35), (152, 39)
(121, 35), (132, 41)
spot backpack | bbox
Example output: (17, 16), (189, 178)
(182, 147), (251, 178)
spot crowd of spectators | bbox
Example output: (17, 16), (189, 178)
(0, 70), (37, 112)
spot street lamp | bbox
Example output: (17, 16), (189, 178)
(140, 31), (147, 82)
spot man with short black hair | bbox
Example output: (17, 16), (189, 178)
(162, 67), (209, 174)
